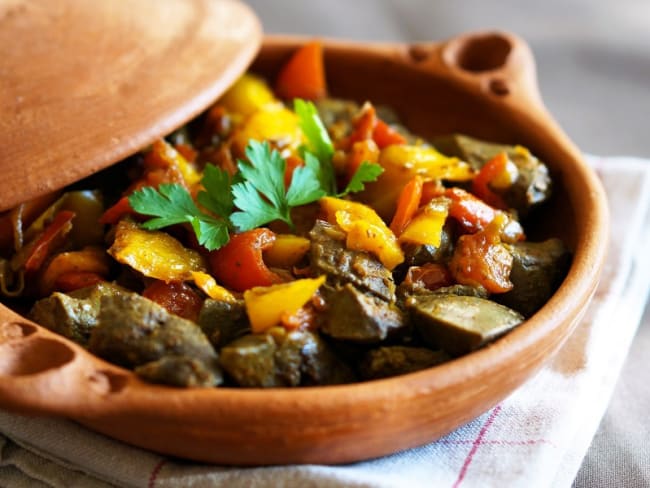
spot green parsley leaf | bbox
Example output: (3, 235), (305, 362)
(287, 157), (327, 206)
(128, 183), (230, 251)
(339, 161), (384, 196)
(189, 216), (230, 251)
(230, 180), (284, 230)
(294, 99), (336, 193)
(197, 164), (233, 218)
(230, 140), (325, 231)
(129, 184), (200, 229)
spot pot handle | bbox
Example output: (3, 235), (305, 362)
(0, 312), (130, 416)
(406, 31), (543, 106)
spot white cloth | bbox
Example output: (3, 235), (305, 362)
(1, 156), (649, 488)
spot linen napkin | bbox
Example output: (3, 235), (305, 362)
(1, 156), (649, 488)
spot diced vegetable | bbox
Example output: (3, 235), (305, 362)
(219, 73), (277, 117)
(390, 175), (423, 236)
(243, 275), (326, 333)
(191, 271), (237, 303)
(40, 246), (110, 294)
(448, 214), (514, 293)
(309, 220), (396, 302)
(402, 263), (453, 292)
(54, 272), (105, 292)
(398, 197), (449, 248)
(231, 103), (303, 157)
(372, 120), (407, 148)
(144, 139), (201, 187)
(345, 140), (380, 184)
(471, 152), (514, 209)
(275, 40), (327, 100)
(443, 188), (524, 242)
(142, 280), (204, 322)
(208, 228), (283, 292)
(263, 234), (311, 268)
(433, 134), (551, 215)
(99, 196), (133, 224)
(0, 192), (60, 253)
(109, 220), (208, 282)
(23, 210), (76, 273)
(320, 196), (404, 270)
(360, 144), (475, 220)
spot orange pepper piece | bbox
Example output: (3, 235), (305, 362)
(390, 175), (424, 236)
(372, 119), (407, 148)
(209, 228), (283, 292)
(275, 40), (327, 100)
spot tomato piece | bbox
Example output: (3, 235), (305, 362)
(142, 280), (203, 322)
(24, 210), (75, 273)
(209, 228), (283, 292)
(403, 263), (452, 291)
(372, 119), (407, 148)
(275, 40), (327, 100)
(449, 215), (514, 293)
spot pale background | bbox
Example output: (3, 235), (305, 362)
(247, 0), (650, 158)
(246, 0), (650, 485)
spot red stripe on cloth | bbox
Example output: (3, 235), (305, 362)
(452, 405), (502, 488)
(148, 458), (167, 488)
(437, 438), (556, 448)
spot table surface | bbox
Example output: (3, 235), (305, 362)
(246, 0), (650, 485)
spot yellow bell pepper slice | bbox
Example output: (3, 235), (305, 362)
(219, 74), (277, 117)
(244, 275), (326, 333)
(263, 234), (311, 268)
(359, 144), (475, 220)
(231, 103), (303, 156)
(398, 199), (449, 248)
(191, 271), (237, 303)
(109, 220), (207, 282)
(320, 197), (404, 270)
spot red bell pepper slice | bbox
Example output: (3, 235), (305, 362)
(24, 210), (76, 273)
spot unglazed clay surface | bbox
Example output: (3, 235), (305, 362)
(0, 29), (608, 465)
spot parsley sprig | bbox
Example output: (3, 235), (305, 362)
(128, 99), (384, 251)
(128, 182), (230, 251)
(230, 141), (325, 230)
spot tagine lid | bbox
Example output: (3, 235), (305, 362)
(0, 0), (262, 212)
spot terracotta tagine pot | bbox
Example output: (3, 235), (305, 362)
(0, 0), (608, 465)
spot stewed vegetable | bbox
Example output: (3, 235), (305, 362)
(0, 41), (570, 388)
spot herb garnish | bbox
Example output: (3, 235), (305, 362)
(128, 99), (383, 251)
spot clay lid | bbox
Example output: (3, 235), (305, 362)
(0, 0), (262, 212)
